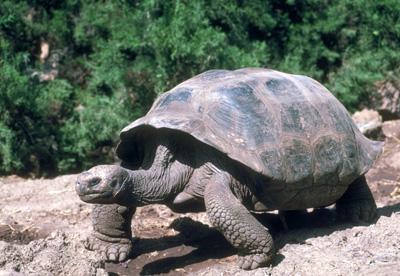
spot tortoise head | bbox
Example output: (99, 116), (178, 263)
(75, 165), (131, 204)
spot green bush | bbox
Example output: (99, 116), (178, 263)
(0, 0), (399, 175)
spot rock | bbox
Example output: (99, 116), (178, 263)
(0, 270), (25, 276)
(382, 120), (400, 141)
(352, 109), (383, 140)
(365, 119), (400, 206)
(0, 231), (106, 276)
(0, 225), (12, 240)
(375, 79), (400, 120)
(390, 186), (400, 200)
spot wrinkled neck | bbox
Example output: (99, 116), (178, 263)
(127, 160), (193, 205)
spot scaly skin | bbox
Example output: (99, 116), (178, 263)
(336, 175), (378, 223)
(205, 173), (275, 270)
(86, 204), (135, 262)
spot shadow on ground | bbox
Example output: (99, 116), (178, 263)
(106, 202), (400, 275)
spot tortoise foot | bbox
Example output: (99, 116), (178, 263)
(337, 199), (378, 223)
(237, 252), (272, 270)
(85, 234), (133, 262)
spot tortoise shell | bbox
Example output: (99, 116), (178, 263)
(117, 68), (382, 185)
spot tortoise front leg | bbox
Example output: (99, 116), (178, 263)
(86, 204), (135, 262)
(204, 174), (275, 270)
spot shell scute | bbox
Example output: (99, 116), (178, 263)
(260, 149), (284, 181)
(265, 78), (306, 101)
(283, 138), (313, 185)
(210, 84), (277, 148)
(155, 87), (193, 109)
(313, 135), (342, 185)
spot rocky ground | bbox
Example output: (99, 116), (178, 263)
(0, 120), (399, 276)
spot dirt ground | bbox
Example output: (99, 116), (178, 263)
(1, 121), (399, 276)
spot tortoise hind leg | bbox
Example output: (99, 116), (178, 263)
(204, 173), (275, 270)
(336, 175), (378, 223)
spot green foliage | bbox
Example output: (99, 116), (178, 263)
(58, 92), (131, 172)
(0, 0), (399, 175)
(0, 54), (32, 172)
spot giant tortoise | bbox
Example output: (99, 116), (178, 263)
(76, 68), (382, 270)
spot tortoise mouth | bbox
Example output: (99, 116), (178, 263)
(78, 184), (126, 203)
(78, 191), (114, 203)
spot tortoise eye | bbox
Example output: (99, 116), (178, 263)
(88, 177), (101, 187)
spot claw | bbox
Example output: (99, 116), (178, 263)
(238, 253), (272, 270)
(251, 261), (259, 270)
(119, 252), (127, 262)
(92, 242), (100, 250)
(109, 253), (116, 261)
(84, 234), (133, 262)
